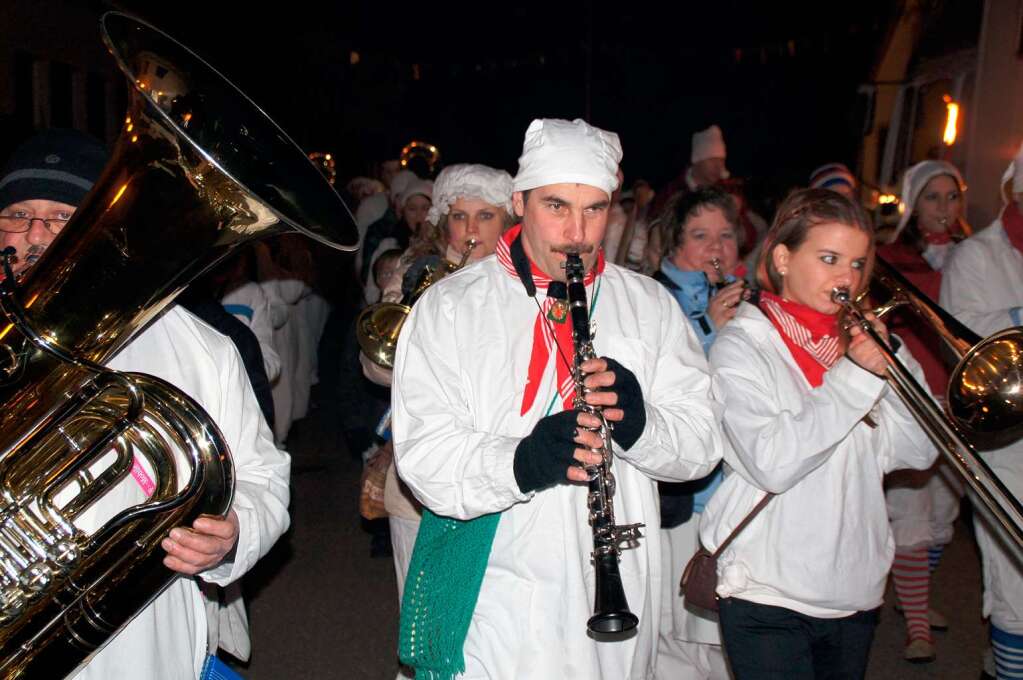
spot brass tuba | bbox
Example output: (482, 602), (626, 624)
(0, 13), (357, 679)
(357, 239), (477, 369)
(833, 257), (1023, 548)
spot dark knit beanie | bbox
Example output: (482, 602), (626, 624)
(0, 129), (108, 209)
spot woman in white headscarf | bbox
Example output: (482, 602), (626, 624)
(877, 160), (968, 664)
(359, 164), (514, 665)
(384, 164), (515, 301)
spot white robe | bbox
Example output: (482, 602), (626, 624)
(940, 218), (1023, 633)
(699, 303), (936, 617)
(222, 280), (282, 383)
(261, 278), (311, 443)
(70, 306), (290, 679)
(392, 257), (725, 680)
(292, 292), (330, 421)
(940, 219), (1023, 336)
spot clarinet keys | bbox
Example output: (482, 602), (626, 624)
(564, 252), (642, 635)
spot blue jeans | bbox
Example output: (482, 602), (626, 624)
(719, 598), (879, 679)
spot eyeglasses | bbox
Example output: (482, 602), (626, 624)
(0, 216), (70, 234)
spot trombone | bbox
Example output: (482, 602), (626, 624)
(833, 257), (1023, 548)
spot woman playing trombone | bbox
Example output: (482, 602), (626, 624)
(699, 188), (937, 679)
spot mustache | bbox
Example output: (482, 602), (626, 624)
(550, 244), (595, 255)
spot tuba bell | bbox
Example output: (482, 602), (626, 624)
(0, 13), (357, 678)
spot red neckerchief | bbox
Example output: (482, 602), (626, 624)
(922, 231), (952, 245)
(758, 291), (841, 388)
(1002, 201), (1023, 254)
(496, 224), (604, 415)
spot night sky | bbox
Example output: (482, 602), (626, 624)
(110, 1), (896, 211)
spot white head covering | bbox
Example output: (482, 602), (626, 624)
(512, 118), (622, 198)
(691, 125), (727, 164)
(426, 163), (514, 225)
(1000, 142), (1023, 204)
(346, 176), (386, 200)
(355, 192), (389, 232)
(891, 160), (965, 243)
(398, 178), (433, 208)
(389, 169), (419, 200)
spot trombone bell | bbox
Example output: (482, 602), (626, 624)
(868, 257), (1023, 449)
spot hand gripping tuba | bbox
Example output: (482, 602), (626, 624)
(0, 13), (357, 678)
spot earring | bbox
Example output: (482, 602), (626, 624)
(779, 268), (788, 276)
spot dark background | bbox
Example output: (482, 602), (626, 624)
(108, 0), (903, 205)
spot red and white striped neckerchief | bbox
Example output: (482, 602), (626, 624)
(759, 290), (841, 388)
(496, 224), (604, 415)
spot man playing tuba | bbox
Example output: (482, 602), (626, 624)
(0, 129), (290, 679)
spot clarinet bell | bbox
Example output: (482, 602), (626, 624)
(587, 554), (639, 634)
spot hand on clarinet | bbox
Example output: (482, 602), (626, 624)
(512, 357), (646, 492)
(706, 280), (746, 329)
(578, 357), (646, 450)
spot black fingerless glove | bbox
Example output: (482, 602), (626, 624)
(513, 409), (579, 494)
(604, 357), (646, 451)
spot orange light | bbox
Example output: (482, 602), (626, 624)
(878, 194), (899, 205)
(109, 183), (128, 208)
(0, 323), (12, 341)
(943, 95), (959, 146)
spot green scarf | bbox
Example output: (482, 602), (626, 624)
(397, 509), (501, 679)
(397, 263), (602, 679)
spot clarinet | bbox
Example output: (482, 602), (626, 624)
(564, 252), (644, 635)
(710, 257), (729, 291)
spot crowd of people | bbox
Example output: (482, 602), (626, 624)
(2, 110), (1022, 680)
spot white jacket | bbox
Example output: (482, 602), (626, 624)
(393, 256), (725, 680)
(261, 278), (311, 443)
(699, 303), (936, 618)
(72, 307), (291, 680)
(223, 280), (282, 382)
(940, 218), (1023, 337)
(940, 217), (1023, 625)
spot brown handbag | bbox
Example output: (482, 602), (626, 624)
(680, 492), (774, 612)
(359, 441), (392, 521)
